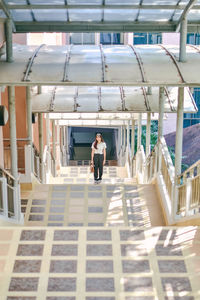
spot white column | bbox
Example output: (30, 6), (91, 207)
(38, 113), (44, 182)
(5, 19), (13, 63)
(146, 112), (151, 157)
(26, 86), (32, 145)
(158, 87), (165, 140)
(127, 120), (130, 151)
(52, 120), (56, 161)
(137, 114), (142, 150)
(179, 17), (187, 62)
(46, 114), (50, 150)
(8, 86), (18, 181)
(95, 33), (100, 45)
(131, 119), (135, 157)
(175, 87), (184, 178)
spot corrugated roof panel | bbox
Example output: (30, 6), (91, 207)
(68, 9), (102, 21)
(32, 9), (67, 22)
(11, 9), (33, 22)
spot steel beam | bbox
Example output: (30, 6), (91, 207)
(179, 17), (187, 62)
(14, 21), (176, 33)
(176, 0), (198, 30)
(6, 4), (200, 10)
(8, 86), (18, 181)
(175, 87), (184, 178)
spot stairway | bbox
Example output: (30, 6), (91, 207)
(0, 166), (199, 299)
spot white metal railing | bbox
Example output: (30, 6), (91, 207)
(135, 136), (200, 223)
(0, 166), (23, 223)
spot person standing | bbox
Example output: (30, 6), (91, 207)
(91, 133), (107, 184)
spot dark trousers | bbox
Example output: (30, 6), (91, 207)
(94, 154), (104, 180)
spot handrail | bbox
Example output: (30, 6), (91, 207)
(178, 158), (200, 184)
(0, 165), (15, 182)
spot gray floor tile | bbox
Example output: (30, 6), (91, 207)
(88, 223), (104, 226)
(88, 207), (103, 213)
(121, 244), (148, 256)
(30, 207), (45, 213)
(50, 207), (65, 213)
(32, 199), (46, 205)
(54, 230), (79, 241)
(7, 297), (36, 300)
(70, 186), (84, 191)
(9, 277), (39, 291)
(88, 186), (102, 191)
(86, 298), (115, 300)
(50, 260), (77, 273)
(164, 297), (194, 300)
(155, 245), (183, 256)
(51, 245), (78, 256)
(48, 277), (76, 291)
(46, 297), (75, 300)
(13, 260), (41, 273)
(70, 192), (84, 198)
(17, 245), (44, 256)
(87, 230), (111, 241)
(52, 186), (67, 191)
(87, 245), (113, 256)
(48, 215), (64, 221)
(64, 178), (73, 182)
(123, 277), (153, 292)
(86, 260), (113, 273)
(29, 215), (44, 221)
(68, 223), (83, 226)
(51, 200), (66, 206)
(158, 260), (187, 273)
(86, 278), (115, 292)
(161, 277), (192, 292)
(52, 192), (67, 198)
(120, 230), (145, 241)
(122, 260), (150, 273)
(48, 223), (63, 227)
(88, 192), (103, 198)
(20, 230), (46, 241)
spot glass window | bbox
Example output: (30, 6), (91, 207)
(100, 33), (122, 45)
(187, 33), (200, 45)
(70, 33), (95, 45)
(184, 87), (200, 128)
(134, 32), (162, 45)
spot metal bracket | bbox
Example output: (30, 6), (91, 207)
(22, 44), (45, 82)
(141, 87), (150, 111)
(129, 44), (147, 83)
(63, 44), (73, 82)
(49, 87), (57, 112)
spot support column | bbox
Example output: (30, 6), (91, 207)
(52, 120), (56, 161)
(158, 87), (165, 140)
(38, 113), (44, 182)
(37, 86), (42, 94)
(137, 114), (142, 150)
(8, 86), (18, 181)
(175, 87), (184, 178)
(179, 17), (187, 63)
(5, 19), (13, 63)
(123, 125), (126, 149)
(146, 112), (151, 157)
(26, 86), (32, 145)
(131, 119), (135, 157)
(127, 120), (130, 151)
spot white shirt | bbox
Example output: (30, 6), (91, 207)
(91, 141), (107, 154)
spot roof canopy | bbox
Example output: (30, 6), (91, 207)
(1, 44), (200, 87)
(1, 0), (200, 33)
(32, 86), (197, 113)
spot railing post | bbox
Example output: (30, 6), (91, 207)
(185, 177), (192, 216)
(38, 113), (44, 183)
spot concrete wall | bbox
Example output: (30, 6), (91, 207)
(162, 32), (180, 45)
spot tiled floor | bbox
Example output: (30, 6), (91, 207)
(0, 227), (199, 300)
(22, 183), (164, 227)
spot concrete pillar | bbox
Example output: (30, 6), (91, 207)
(5, 19), (13, 63)
(37, 86), (42, 94)
(127, 120), (130, 150)
(175, 87), (184, 178)
(158, 87), (165, 140)
(38, 113), (44, 182)
(26, 86), (32, 145)
(131, 119), (135, 157)
(179, 17), (187, 63)
(8, 86), (18, 181)
(137, 114), (142, 150)
(146, 112), (151, 157)
(52, 120), (56, 161)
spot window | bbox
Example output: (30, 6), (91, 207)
(187, 33), (200, 45)
(134, 33), (162, 45)
(100, 33), (122, 45)
(184, 88), (200, 128)
(70, 33), (95, 45)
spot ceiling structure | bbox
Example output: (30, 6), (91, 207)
(0, 0), (200, 33)
(31, 86), (197, 113)
(1, 44), (200, 87)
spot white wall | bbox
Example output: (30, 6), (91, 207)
(163, 113), (177, 135)
(162, 33), (180, 45)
